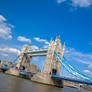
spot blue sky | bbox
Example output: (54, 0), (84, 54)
(0, 0), (92, 77)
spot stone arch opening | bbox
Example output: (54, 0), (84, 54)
(51, 68), (57, 75)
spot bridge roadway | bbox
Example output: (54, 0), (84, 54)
(51, 75), (92, 85)
(17, 70), (92, 85)
(24, 49), (48, 57)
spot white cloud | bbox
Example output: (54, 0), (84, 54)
(34, 37), (46, 42)
(83, 70), (90, 73)
(43, 45), (48, 49)
(0, 53), (8, 57)
(57, 0), (66, 3)
(34, 37), (49, 45)
(0, 15), (13, 40)
(65, 47), (92, 69)
(0, 47), (20, 55)
(33, 57), (39, 61)
(83, 70), (92, 76)
(56, 0), (92, 9)
(0, 44), (20, 61)
(17, 36), (31, 43)
(0, 15), (6, 22)
(45, 41), (49, 45)
(71, 0), (92, 8)
(31, 45), (39, 50)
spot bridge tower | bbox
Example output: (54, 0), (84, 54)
(43, 36), (65, 76)
(16, 44), (31, 69)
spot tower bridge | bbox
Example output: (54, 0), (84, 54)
(15, 36), (65, 87)
(16, 36), (65, 75)
(2, 36), (92, 88)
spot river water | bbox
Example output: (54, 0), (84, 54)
(0, 73), (91, 92)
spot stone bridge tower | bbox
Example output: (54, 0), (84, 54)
(43, 36), (65, 76)
(16, 44), (31, 69)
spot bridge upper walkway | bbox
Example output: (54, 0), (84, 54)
(24, 49), (48, 57)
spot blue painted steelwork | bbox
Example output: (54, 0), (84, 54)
(54, 50), (87, 80)
(1, 63), (16, 71)
(51, 75), (92, 85)
(12, 56), (19, 63)
(54, 50), (92, 84)
(1, 66), (9, 71)
(19, 71), (35, 75)
(1, 56), (19, 71)
(0, 64), (10, 71)
(63, 56), (92, 80)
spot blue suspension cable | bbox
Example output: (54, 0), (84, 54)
(12, 56), (19, 63)
(54, 51), (83, 79)
(54, 50), (92, 81)
(64, 57), (92, 80)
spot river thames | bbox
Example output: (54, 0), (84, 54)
(0, 73), (91, 92)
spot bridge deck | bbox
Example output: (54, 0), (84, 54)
(51, 75), (92, 85)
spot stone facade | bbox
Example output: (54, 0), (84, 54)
(31, 72), (63, 87)
(5, 68), (19, 76)
(43, 36), (65, 76)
